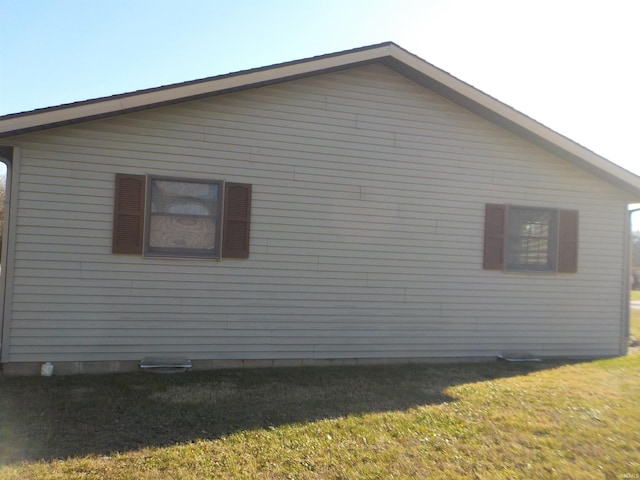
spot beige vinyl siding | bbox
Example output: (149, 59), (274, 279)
(3, 64), (632, 363)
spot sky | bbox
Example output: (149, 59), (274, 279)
(1, 1), (639, 188)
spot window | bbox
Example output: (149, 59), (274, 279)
(483, 204), (578, 273)
(506, 207), (557, 272)
(146, 177), (223, 258)
(113, 174), (251, 259)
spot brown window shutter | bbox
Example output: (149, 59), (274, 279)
(112, 173), (145, 254)
(558, 209), (578, 273)
(483, 204), (506, 270)
(222, 183), (252, 258)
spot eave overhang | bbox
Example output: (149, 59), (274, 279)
(1, 42), (639, 198)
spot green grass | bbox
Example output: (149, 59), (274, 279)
(1, 353), (640, 479)
(631, 290), (640, 302)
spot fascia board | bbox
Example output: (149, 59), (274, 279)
(0, 44), (393, 138)
(118, 44), (391, 110)
(1, 41), (639, 198)
(385, 44), (640, 198)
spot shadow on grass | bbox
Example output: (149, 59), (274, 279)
(0, 360), (566, 463)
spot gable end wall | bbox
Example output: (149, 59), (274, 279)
(2, 64), (631, 368)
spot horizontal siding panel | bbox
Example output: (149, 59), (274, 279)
(16, 127), (604, 189)
(10, 250), (624, 279)
(11, 331), (620, 347)
(10, 255), (625, 285)
(9, 293), (621, 313)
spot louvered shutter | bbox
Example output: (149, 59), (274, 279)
(557, 209), (578, 273)
(112, 174), (145, 254)
(483, 204), (506, 270)
(222, 183), (252, 258)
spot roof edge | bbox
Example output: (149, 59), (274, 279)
(0, 42), (397, 137)
(380, 45), (640, 199)
(1, 41), (639, 198)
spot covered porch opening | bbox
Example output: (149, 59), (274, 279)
(0, 146), (12, 362)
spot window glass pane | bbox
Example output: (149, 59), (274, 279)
(145, 177), (222, 258)
(506, 207), (557, 271)
(149, 215), (216, 250)
(151, 181), (218, 215)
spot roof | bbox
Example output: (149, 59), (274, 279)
(2, 41), (640, 198)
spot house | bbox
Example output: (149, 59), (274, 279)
(0, 42), (639, 375)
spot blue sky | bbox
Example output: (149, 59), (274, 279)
(1, 0), (639, 182)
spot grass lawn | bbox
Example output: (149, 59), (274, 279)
(631, 290), (640, 302)
(1, 348), (640, 479)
